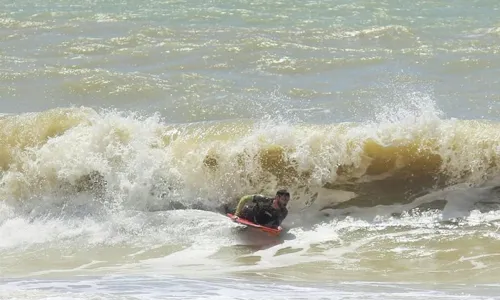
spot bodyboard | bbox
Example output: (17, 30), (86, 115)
(227, 213), (282, 236)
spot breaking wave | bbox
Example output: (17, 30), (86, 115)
(2, 99), (500, 220)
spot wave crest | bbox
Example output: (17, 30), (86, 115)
(1, 108), (500, 215)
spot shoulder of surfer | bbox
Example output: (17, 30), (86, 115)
(252, 194), (273, 202)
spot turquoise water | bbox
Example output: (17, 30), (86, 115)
(2, 0), (500, 299)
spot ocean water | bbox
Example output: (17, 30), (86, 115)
(2, 0), (500, 299)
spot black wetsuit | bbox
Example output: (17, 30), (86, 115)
(235, 195), (288, 228)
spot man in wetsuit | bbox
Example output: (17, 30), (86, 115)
(231, 189), (290, 228)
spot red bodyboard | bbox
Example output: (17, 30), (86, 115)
(227, 213), (282, 236)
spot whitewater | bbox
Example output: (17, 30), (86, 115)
(2, 0), (500, 299)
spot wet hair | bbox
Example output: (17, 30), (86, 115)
(276, 189), (290, 197)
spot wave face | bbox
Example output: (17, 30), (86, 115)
(2, 99), (500, 219)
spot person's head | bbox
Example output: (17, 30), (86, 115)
(274, 189), (290, 208)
